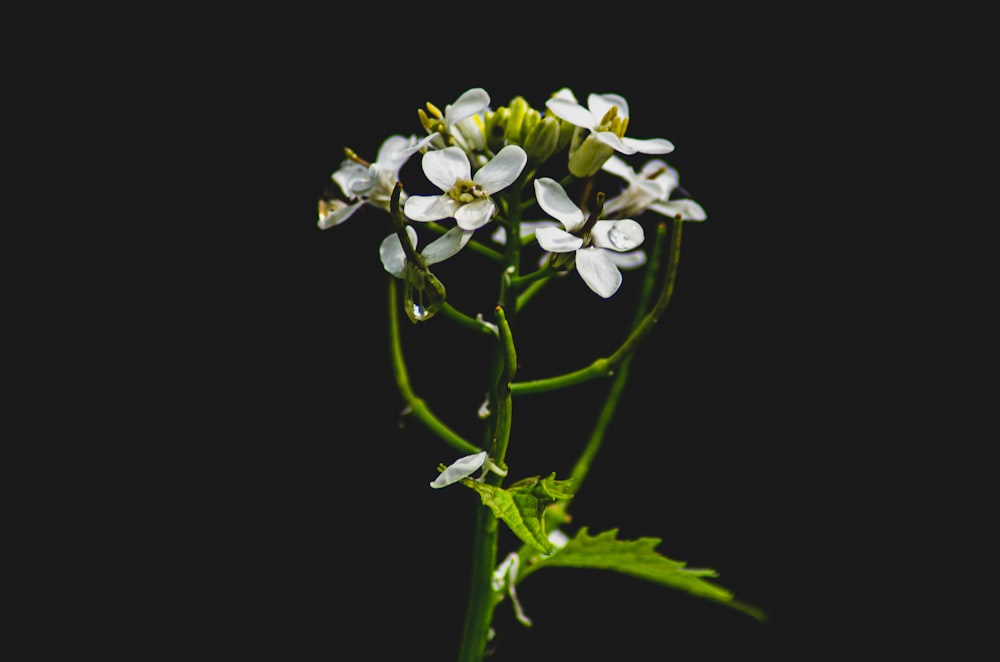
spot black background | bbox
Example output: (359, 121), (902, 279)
(47, 8), (970, 661)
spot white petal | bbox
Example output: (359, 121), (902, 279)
(650, 198), (707, 221)
(607, 249), (647, 270)
(378, 226), (418, 278)
(596, 131), (636, 154)
(550, 87), (578, 103)
(590, 219), (644, 251)
(455, 198), (496, 230)
(317, 199), (364, 229)
(404, 194), (459, 222)
(575, 247), (622, 298)
(588, 93), (629, 120)
(331, 161), (370, 198)
(601, 154), (637, 182)
(444, 88), (491, 127)
(535, 226), (583, 253)
(422, 146), (471, 191)
(429, 451), (488, 488)
(533, 177), (585, 231)
(544, 97), (596, 129)
(422, 226), (472, 264)
(474, 145), (527, 194)
(621, 136), (675, 155)
(376, 134), (418, 174)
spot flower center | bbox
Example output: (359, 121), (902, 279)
(447, 178), (487, 203)
(597, 106), (629, 139)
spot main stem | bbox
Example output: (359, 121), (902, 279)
(456, 179), (526, 662)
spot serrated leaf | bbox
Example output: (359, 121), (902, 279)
(521, 527), (766, 621)
(463, 473), (574, 555)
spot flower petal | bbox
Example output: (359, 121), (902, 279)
(404, 194), (459, 222)
(595, 131), (636, 154)
(650, 198), (708, 221)
(422, 146), (471, 192)
(455, 198), (496, 231)
(379, 226), (418, 278)
(601, 154), (637, 182)
(607, 249), (647, 270)
(621, 136), (675, 155)
(317, 199), (365, 229)
(535, 226), (583, 253)
(591, 219), (644, 251)
(444, 88), (491, 127)
(429, 450), (488, 489)
(588, 93), (629, 120)
(376, 134), (419, 174)
(473, 145), (527, 194)
(575, 247), (623, 298)
(534, 177), (585, 231)
(422, 226), (473, 264)
(544, 97), (596, 130)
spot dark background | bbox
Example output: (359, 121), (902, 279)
(52, 9), (967, 661)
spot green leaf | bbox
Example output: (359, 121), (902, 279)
(463, 473), (574, 555)
(521, 527), (766, 621)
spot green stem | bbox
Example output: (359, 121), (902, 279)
(387, 278), (480, 455)
(439, 302), (500, 339)
(456, 178), (527, 662)
(566, 221), (670, 495)
(510, 219), (683, 396)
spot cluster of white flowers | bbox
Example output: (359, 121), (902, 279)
(319, 87), (706, 299)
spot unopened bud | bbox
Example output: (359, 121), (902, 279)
(523, 116), (559, 163)
(504, 96), (529, 145)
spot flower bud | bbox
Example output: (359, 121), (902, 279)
(523, 116), (559, 164)
(504, 96), (529, 145)
(519, 108), (540, 143)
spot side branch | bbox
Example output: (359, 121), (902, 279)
(511, 219), (683, 396)
(388, 277), (481, 454)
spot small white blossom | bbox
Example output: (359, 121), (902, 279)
(417, 87), (490, 158)
(602, 155), (707, 221)
(533, 177), (645, 298)
(404, 145), (527, 231)
(318, 134), (419, 229)
(545, 92), (675, 157)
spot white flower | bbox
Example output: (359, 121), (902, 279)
(545, 92), (675, 157)
(429, 450), (488, 489)
(403, 145), (527, 231)
(602, 155), (707, 221)
(533, 177), (646, 298)
(379, 225), (472, 278)
(318, 134), (418, 229)
(417, 87), (491, 157)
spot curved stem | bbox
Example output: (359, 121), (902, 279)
(510, 219), (683, 396)
(566, 221), (670, 495)
(387, 278), (481, 455)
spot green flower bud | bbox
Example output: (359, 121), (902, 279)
(504, 96), (529, 145)
(523, 116), (559, 164)
(519, 108), (540, 143)
(567, 133), (616, 178)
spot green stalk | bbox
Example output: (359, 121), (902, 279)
(387, 278), (480, 455)
(456, 177), (526, 662)
(566, 221), (670, 494)
(510, 219), (684, 395)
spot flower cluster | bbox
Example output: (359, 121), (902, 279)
(319, 87), (706, 310)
